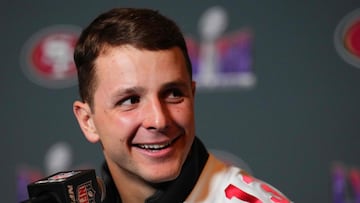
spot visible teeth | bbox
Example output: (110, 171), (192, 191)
(137, 141), (171, 150)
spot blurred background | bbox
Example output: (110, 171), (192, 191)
(1, 1), (360, 202)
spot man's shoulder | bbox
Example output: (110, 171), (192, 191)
(185, 154), (292, 203)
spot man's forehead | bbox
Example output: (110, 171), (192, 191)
(98, 44), (133, 56)
(93, 45), (189, 82)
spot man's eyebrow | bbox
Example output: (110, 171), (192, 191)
(112, 86), (145, 98)
(161, 79), (190, 89)
(110, 79), (190, 100)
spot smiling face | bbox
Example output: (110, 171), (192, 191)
(73, 46), (196, 186)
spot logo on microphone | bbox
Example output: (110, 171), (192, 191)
(77, 181), (96, 203)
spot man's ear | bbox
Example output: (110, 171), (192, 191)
(73, 101), (100, 143)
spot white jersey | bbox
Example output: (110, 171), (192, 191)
(185, 154), (292, 203)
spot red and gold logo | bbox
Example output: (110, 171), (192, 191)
(21, 25), (81, 88)
(334, 8), (360, 69)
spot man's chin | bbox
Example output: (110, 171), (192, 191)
(143, 167), (181, 184)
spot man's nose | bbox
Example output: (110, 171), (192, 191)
(142, 98), (169, 130)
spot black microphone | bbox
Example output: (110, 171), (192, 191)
(20, 169), (106, 203)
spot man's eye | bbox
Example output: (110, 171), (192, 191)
(169, 89), (184, 98)
(118, 96), (140, 106)
(166, 89), (184, 103)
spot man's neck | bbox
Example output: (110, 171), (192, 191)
(101, 137), (210, 203)
(106, 161), (156, 203)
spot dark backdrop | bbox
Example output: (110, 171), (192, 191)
(1, 1), (359, 202)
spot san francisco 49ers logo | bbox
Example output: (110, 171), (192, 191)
(21, 25), (81, 88)
(334, 8), (360, 69)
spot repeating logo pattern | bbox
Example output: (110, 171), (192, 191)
(20, 25), (81, 88)
(16, 142), (92, 202)
(334, 8), (360, 69)
(186, 6), (256, 90)
(332, 163), (360, 203)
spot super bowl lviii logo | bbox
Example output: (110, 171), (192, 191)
(17, 141), (94, 202)
(186, 6), (255, 90)
(20, 25), (81, 88)
(334, 8), (360, 69)
(331, 162), (360, 203)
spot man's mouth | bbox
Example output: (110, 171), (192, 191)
(133, 137), (179, 151)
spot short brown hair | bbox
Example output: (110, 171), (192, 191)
(73, 8), (192, 109)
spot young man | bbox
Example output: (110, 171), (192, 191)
(73, 8), (291, 203)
